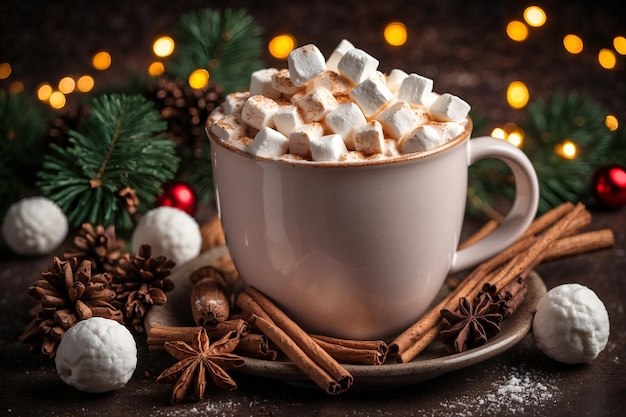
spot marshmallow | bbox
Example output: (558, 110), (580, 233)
(250, 68), (283, 100)
(308, 71), (352, 96)
(429, 93), (471, 122)
(223, 92), (250, 115)
(288, 44), (327, 87)
(386, 69), (408, 93)
(400, 124), (443, 154)
(271, 68), (304, 95)
(326, 39), (355, 72)
(375, 101), (418, 139)
(384, 138), (401, 157)
(325, 102), (367, 150)
(241, 95), (279, 130)
(288, 122), (324, 158)
(397, 73), (434, 107)
(349, 77), (393, 117)
(431, 121), (467, 141)
(289, 91), (305, 107)
(353, 120), (385, 156)
(337, 48), (379, 84)
(273, 105), (304, 137)
(248, 127), (289, 158)
(298, 87), (338, 122)
(210, 113), (247, 142)
(310, 134), (348, 162)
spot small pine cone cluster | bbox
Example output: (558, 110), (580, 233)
(19, 223), (176, 358)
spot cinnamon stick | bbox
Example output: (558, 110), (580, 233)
(542, 229), (615, 261)
(250, 314), (349, 394)
(458, 218), (500, 250)
(147, 325), (203, 351)
(235, 333), (278, 361)
(237, 287), (353, 394)
(310, 335), (388, 365)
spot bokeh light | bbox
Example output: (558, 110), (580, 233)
(268, 34), (296, 59)
(598, 48), (616, 69)
(153, 36), (175, 58)
(605, 114), (619, 131)
(9, 81), (24, 93)
(58, 76), (76, 94)
(506, 21), (528, 42)
(149, 62), (165, 76)
(563, 34), (584, 54)
(77, 75), (95, 92)
(613, 36), (626, 55)
(556, 140), (577, 159)
(0, 62), (11, 79)
(491, 127), (506, 140)
(37, 83), (53, 101)
(92, 51), (112, 70)
(523, 6), (546, 27)
(384, 22), (408, 46)
(49, 91), (66, 109)
(506, 81), (530, 109)
(507, 131), (524, 148)
(188, 68), (209, 89)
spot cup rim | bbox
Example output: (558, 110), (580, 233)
(206, 115), (473, 168)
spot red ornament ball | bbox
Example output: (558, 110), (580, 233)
(155, 180), (198, 216)
(592, 165), (626, 209)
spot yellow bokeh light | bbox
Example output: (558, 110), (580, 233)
(384, 22), (408, 46)
(507, 131), (524, 148)
(605, 114), (619, 131)
(148, 62), (165, 77)
(613, 36), (626, 55)
(506, 21), (528, 42)
(37, 83), (53, 101)
(188, 68), (210, 89)
(49, 91), (66, 109)
(77, 75), (95, 92)
(523, 6), (546, 27)
(491, 127), (507, 140)
(268, 34), (296, 59)
(506, 81), (530, 109)
(556, 140), (577, 159)
(598, 48), (616, 69)
(563, 34), (583, 54)
(9, 81), (24, 93)
(92, 51), (112, 70)
(0, 62), (11, 79)
(58, 76), (76, 94)
(153, 36), (175, 58)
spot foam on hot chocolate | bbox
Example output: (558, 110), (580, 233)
(207, 40), (470, 163)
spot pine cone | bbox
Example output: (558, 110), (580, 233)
(64, 223), (125, 274)
(47, 104), (89, 147)
(112, 244), (175, 332)
(143, 77), (224, 156)
(18, 257), (123, 359)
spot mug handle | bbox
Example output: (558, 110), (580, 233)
(449, 136), (539, 274)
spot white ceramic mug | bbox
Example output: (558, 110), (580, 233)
(208, 119), (539, 340)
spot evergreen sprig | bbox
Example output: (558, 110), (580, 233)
(37, 94), (180, 230)
(166, 8), (264, 94)
(0, 91), (50, 218)
(468, 91), (624, 216)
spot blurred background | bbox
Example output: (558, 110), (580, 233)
(1, 0), (625, 222)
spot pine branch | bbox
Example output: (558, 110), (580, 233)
(0, 90), (51, 218)
(166, 8), (264, 94)
(37, 94), (180, 230)
(468, 91), (623, 216)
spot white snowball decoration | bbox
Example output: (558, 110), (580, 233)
(1, 196), (68, 255)
(532, 283), (610, 364)
(131, 206), (201, 267)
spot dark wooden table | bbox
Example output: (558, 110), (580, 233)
(1, 205), (624, 417)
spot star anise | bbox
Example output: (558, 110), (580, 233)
(63, 223), (125, 274)
(157, 328), (245, 403)
(439, 293), (504, 353)
(112, 244), (175, 332)
(18, 257), (123, 358)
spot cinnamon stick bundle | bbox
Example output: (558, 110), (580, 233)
(237, 287), (353, 394)
(389, 201), (615, 363)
